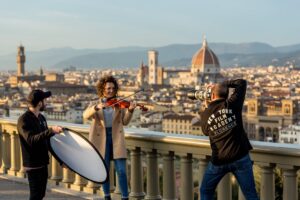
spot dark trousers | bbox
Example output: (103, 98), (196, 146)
(26, 166), (48, 200)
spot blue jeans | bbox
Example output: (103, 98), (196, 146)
(200, 154), (259, 200)
(103, 128), (128, 198)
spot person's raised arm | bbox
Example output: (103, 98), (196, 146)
(83, 102), (104, 120)
(122, 100), (136, 125)
(225, 79), (247, 111)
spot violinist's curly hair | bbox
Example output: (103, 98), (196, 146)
(96, 75), (119, 98)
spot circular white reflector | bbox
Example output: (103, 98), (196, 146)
(49, 128), (108, 183)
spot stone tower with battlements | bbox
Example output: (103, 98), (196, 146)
(17, 45), (26, 76)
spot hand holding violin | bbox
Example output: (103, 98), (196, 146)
(128, 100), (137, 112)
(94, 102), (105, 111)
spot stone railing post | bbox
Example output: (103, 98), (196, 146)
(83, 181), (100, 194)
(198, 158), (209, 200)
(0, 127), (2, 170)
(281, 166), (298, 200)
(0, 130), (9, 174)
(16, 136), (26, 178)
(129, 147), (145, 199)
(180, 154), (193, 200)
(238, 187), (246, 200)
(163, 152), (176, 200)
(145, 149), (161, 200)
(8, 131), (20, 176)
(60, 168), (75, 189)
(109, 162), (116, 193)
(114, 171), (121, 198)
(217, 173), (231, 200)
(49, 156), (62, 185)
(259, 163), (275, 200)
(70, 174), (87, 191)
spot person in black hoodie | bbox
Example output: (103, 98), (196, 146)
(199, 79), (259, 200)
(17, 89), (63, 200)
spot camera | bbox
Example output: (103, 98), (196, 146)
(187, 88), (212, 101)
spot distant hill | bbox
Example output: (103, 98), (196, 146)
(276, 44), (300, 53)
(1, 42), (300, 71)
(162, 50), (300, 67)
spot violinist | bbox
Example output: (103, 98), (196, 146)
(83, 75), (136, 200)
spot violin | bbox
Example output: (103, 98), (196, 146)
(105, 98), (148, 112)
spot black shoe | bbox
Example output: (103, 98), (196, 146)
(121, 198), (129, 200)
(104, 197), (111, 200)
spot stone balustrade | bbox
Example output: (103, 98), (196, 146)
(0, 117), (299, 200)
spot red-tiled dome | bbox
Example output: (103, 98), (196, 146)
(191, 39), (220, 67)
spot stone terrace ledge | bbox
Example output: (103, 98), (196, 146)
(0, 117), (299, 200)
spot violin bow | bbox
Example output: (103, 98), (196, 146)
(104, 89), (144, 108)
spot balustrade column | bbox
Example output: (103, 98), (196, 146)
(163, 152), (176, 200)
(8, 131), (20, 176)
(217, 173), (231, 200)
(83, 181), (100, 194)
(259, 164), (275, 200)
(113, 158), (130, 198)
(282, 167), (298, 200)
(145, 149), (161, 200)
(49, 156), (62, 185)
(180, 154), (193, 200)
(198, 158), (208, 200)
(60, 168), (74, 188)
(110, 162), (120, 199)
(0, 128), (2, 170)
(70, 174), (87, 191)
(0, 130), (8, 174)
(238, 187), (245, 200)
(96, 162), (116, 197)
(109, 162), (116, 193)
(17, 136), (26, 178)
(114, 171), (121, 197)
(129, 147), (145, 199)
(48, 156), (52, 178)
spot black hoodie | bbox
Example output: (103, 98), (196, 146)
(200, 79), (252, 165)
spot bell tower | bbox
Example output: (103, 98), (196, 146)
(17, 45), (26, 76)
(148, 50), (158, 85)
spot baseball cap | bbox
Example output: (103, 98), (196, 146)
(27, 89), (52, 107)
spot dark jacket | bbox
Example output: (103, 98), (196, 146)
(200, 79), (252, 165)
(17, 110), (54, 168)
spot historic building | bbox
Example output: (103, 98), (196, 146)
(243, 98), (299, 142)
(279, 123), (300, 144)
(45, 73), (65, 82)
(7, 45), (88, 94)
(137, 61), (149, 87)
(190, 38), (223, 84)
(137, 37), (223, 88)
(162, 113), (202, 135)
(17, 45), (25, 76)
(8, 45), (45, 87)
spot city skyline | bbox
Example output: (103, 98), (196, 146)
(1, 0), (300, 55)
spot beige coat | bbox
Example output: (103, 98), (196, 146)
(83, 100), (133, 159)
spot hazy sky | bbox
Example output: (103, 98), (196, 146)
(1, 0), (300, 55)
